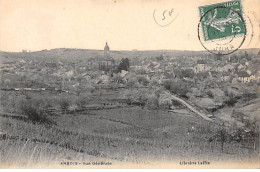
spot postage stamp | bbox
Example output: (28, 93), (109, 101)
(199, 0), (245, 41)
(198, 0), (247, 55)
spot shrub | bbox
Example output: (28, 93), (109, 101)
(162, 80), (172, 90)
(244, 117), (260, 150)
(225, 96), (238, 106)
(242, 92), (257, 101)
(19, 100), (55, 125)
(158, 92), (172, 109)
(85, 84), (96, 93)
(208, 125), (229, 152)
(163, 79), (189, 98)
(209, 121), (260, 152)
(124, 88), (154, 107)
(146, 94), (159, 110)
(137, 76), (150, 86)
(171, 100), (182, 107)
(231, 111), (245, 123)
(68, 104), (78, 112)
(206, 90), (214, 98)
(60, 99), (70, 113)
(126, 78), (140, 88)
(76, 98), (87, 109)
(150, 78), (159, 86)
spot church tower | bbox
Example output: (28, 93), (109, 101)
(104, 42), (110, 58)
(99, 42), (115, 72)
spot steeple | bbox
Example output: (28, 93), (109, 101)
(104, 42), (110, 57)
(99, 42), (115, 72)
(104, 42), (110, 51)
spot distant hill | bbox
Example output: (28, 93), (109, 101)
(1, 48), (259, 61)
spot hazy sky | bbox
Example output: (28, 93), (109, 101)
(0, 0), (259, 52)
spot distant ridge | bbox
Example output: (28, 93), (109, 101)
(1, 48), (259, 60)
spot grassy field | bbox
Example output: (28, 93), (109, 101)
(1, 90), (259, 168)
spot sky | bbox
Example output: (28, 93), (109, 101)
(0, 0), (259, 52)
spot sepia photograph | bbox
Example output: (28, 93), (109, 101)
(0, 0), (259, 169)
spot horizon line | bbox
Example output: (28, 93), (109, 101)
(1, 47), (260, 53)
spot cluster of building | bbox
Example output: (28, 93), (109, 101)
(1, 43), (259, 92)
(129, 52), (260, 84)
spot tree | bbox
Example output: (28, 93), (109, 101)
(68, 104), (78, 112)
(118, 58), (130, 72)
(90, 71), (101, 79)
(209, 125), (229, 152)
(126, 76), (140, 89)
(244, 117), (260, 150)
(60, 99), (70, 114)
(146, 94), (159, 110)
(217, 127), (228, 152)
(136, 66), (149, 75)
(158, 91), (172, 109)
(76, 97), (87, 109)
(137, 76), (150, 86)
(163, 79), (189, 98)
(137, 89), (149, 108)
(124, 88), (154, 108)
(150, 77), (159, 86)
(230, 54), (239, 63)
(156, 55), (164, 61)
(244, 51), (249, 60)
(181, 69), (195, 78)
(125, 58), (130, 68)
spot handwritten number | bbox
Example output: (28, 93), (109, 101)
(162, 10), (167, 20)
(154, 8), (178, 27)
(162, 8), (174, 20)
(169, 8), (174, 16)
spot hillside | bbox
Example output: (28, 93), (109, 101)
(1, 48), (259, 63)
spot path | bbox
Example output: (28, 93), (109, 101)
(170, 94), (213, 121)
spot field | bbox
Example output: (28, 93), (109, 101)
(0, 89), (259, 168)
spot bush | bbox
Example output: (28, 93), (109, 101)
(162, 80), (172, 90)
(244, 118), (260, 150)
(126, 78), (140, 88)
(85, 84), (96, 93)
(163, 79), (189, 98)
(150, 78), (159, 86)
(231, 111), (245, 123)
(171, 100), (182, 107)
(60, 99), (70, 113)
(208, 125), (230, 152)
(68, 104), (78, 112)
(137, 76), (150, 86)
(209, 121), (260, 152)
(242, 92), (257, 101)
(146, 94), (159, 110)
(19, 101), (55, 125)
(206, 90), (214, 98)
(225, 96), (238, 106)
(124, 88), (154, 107)
(76, 98), (87, 109)
(158, 92), (172, 109)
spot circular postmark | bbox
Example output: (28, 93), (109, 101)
(198, 6), (246, 55)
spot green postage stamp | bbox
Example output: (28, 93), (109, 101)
(199, 0), (246, 42)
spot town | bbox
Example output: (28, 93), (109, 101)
(1, 43), (259, 112)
